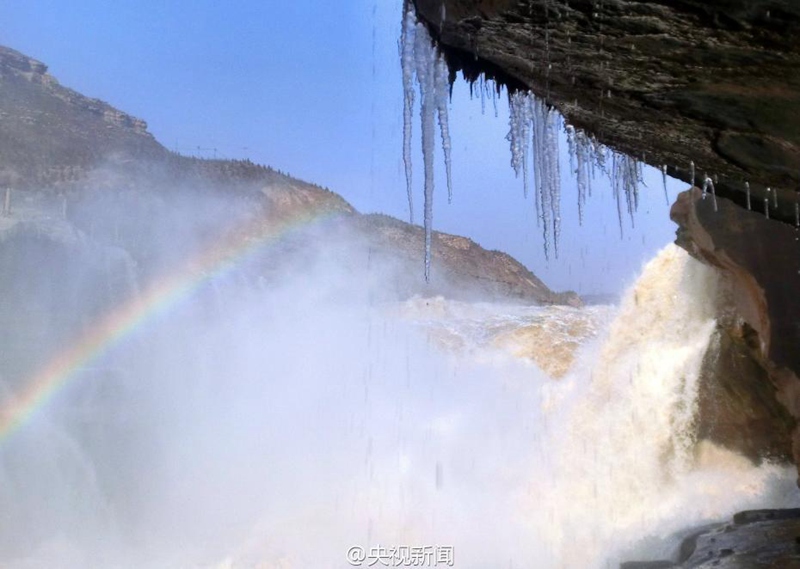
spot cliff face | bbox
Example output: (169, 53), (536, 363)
(671, 188), (798, 465)
(0, 46), (160, 187)
(412, 0), (800, 224)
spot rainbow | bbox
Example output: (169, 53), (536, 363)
(0, 208), (335, 442)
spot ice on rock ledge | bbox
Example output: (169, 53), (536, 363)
(402, 8), (645, 275)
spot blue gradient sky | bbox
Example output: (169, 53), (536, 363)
(0, 0), (683, 295)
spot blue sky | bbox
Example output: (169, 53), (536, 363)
(0, 0), (683, 295)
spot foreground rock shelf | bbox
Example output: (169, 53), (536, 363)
(622, 508), (800, 568)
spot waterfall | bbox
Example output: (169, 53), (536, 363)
(527, 244), (750, 566)
(0, 241), (796, 568)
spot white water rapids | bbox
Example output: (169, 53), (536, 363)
(0, 244), (797, 568)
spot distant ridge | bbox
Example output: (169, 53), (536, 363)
(0, 43), (579, 305)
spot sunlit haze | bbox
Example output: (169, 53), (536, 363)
(0, 0), (683, 294)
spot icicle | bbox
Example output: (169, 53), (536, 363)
(612, 161), (625, 238)
(773, 186), (778, 209)
(546, 107), (562, 257)
(527, 100), (563, 257)
(529, 97), (542, 229)
(479, 75), (486, 115)
(520, 94), (532, 199)
(589, 138), (606, 195)
(611, 152), (639, 231)
(399, 9), (457, 281)
(745, 181), (751, 210)
(661, 165), (669, 205)
(702, 177), (718, 212)
(532, 99), (552, 256)
(414, 22), (438, 282)
(566, 126), (591, 226)
(690, 161), (695, 188)
(627, 155), (638, 225)
(434, 55), (453, 204)
(565, 125), (581, 225)
(400, 8), (417, 223)
(566, 125), (577, 175)
(575, 131), (591, 222)
(508, 92), (525, 180)
(594, 139), (609, 182)
(764, 191), (770, 220)
(508, 91), (533, 198)
(576, 150), (585, 225)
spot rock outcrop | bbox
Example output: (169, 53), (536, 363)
(696, 324), (795, 464)
(672, 187), (798, 466)
(411, 0), (800, 224)
(0, 46), (161, 187)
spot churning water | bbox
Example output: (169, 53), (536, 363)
(0, 240), (796, 569)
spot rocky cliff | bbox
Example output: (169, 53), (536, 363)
(411, 0), (800, 223)
(672, 188), (798, 465)
(0, 46), (160, 187)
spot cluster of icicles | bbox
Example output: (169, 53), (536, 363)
(401, 9), (646, 279)
(692, 162), (788, 222)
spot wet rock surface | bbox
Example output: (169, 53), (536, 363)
(623, 509), (800, 568)
(697, 323), (795, 464)
(671, 187), (799, 468)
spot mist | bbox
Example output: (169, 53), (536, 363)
(0, 169), (796, 569)
(0, 174), (551, 567)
